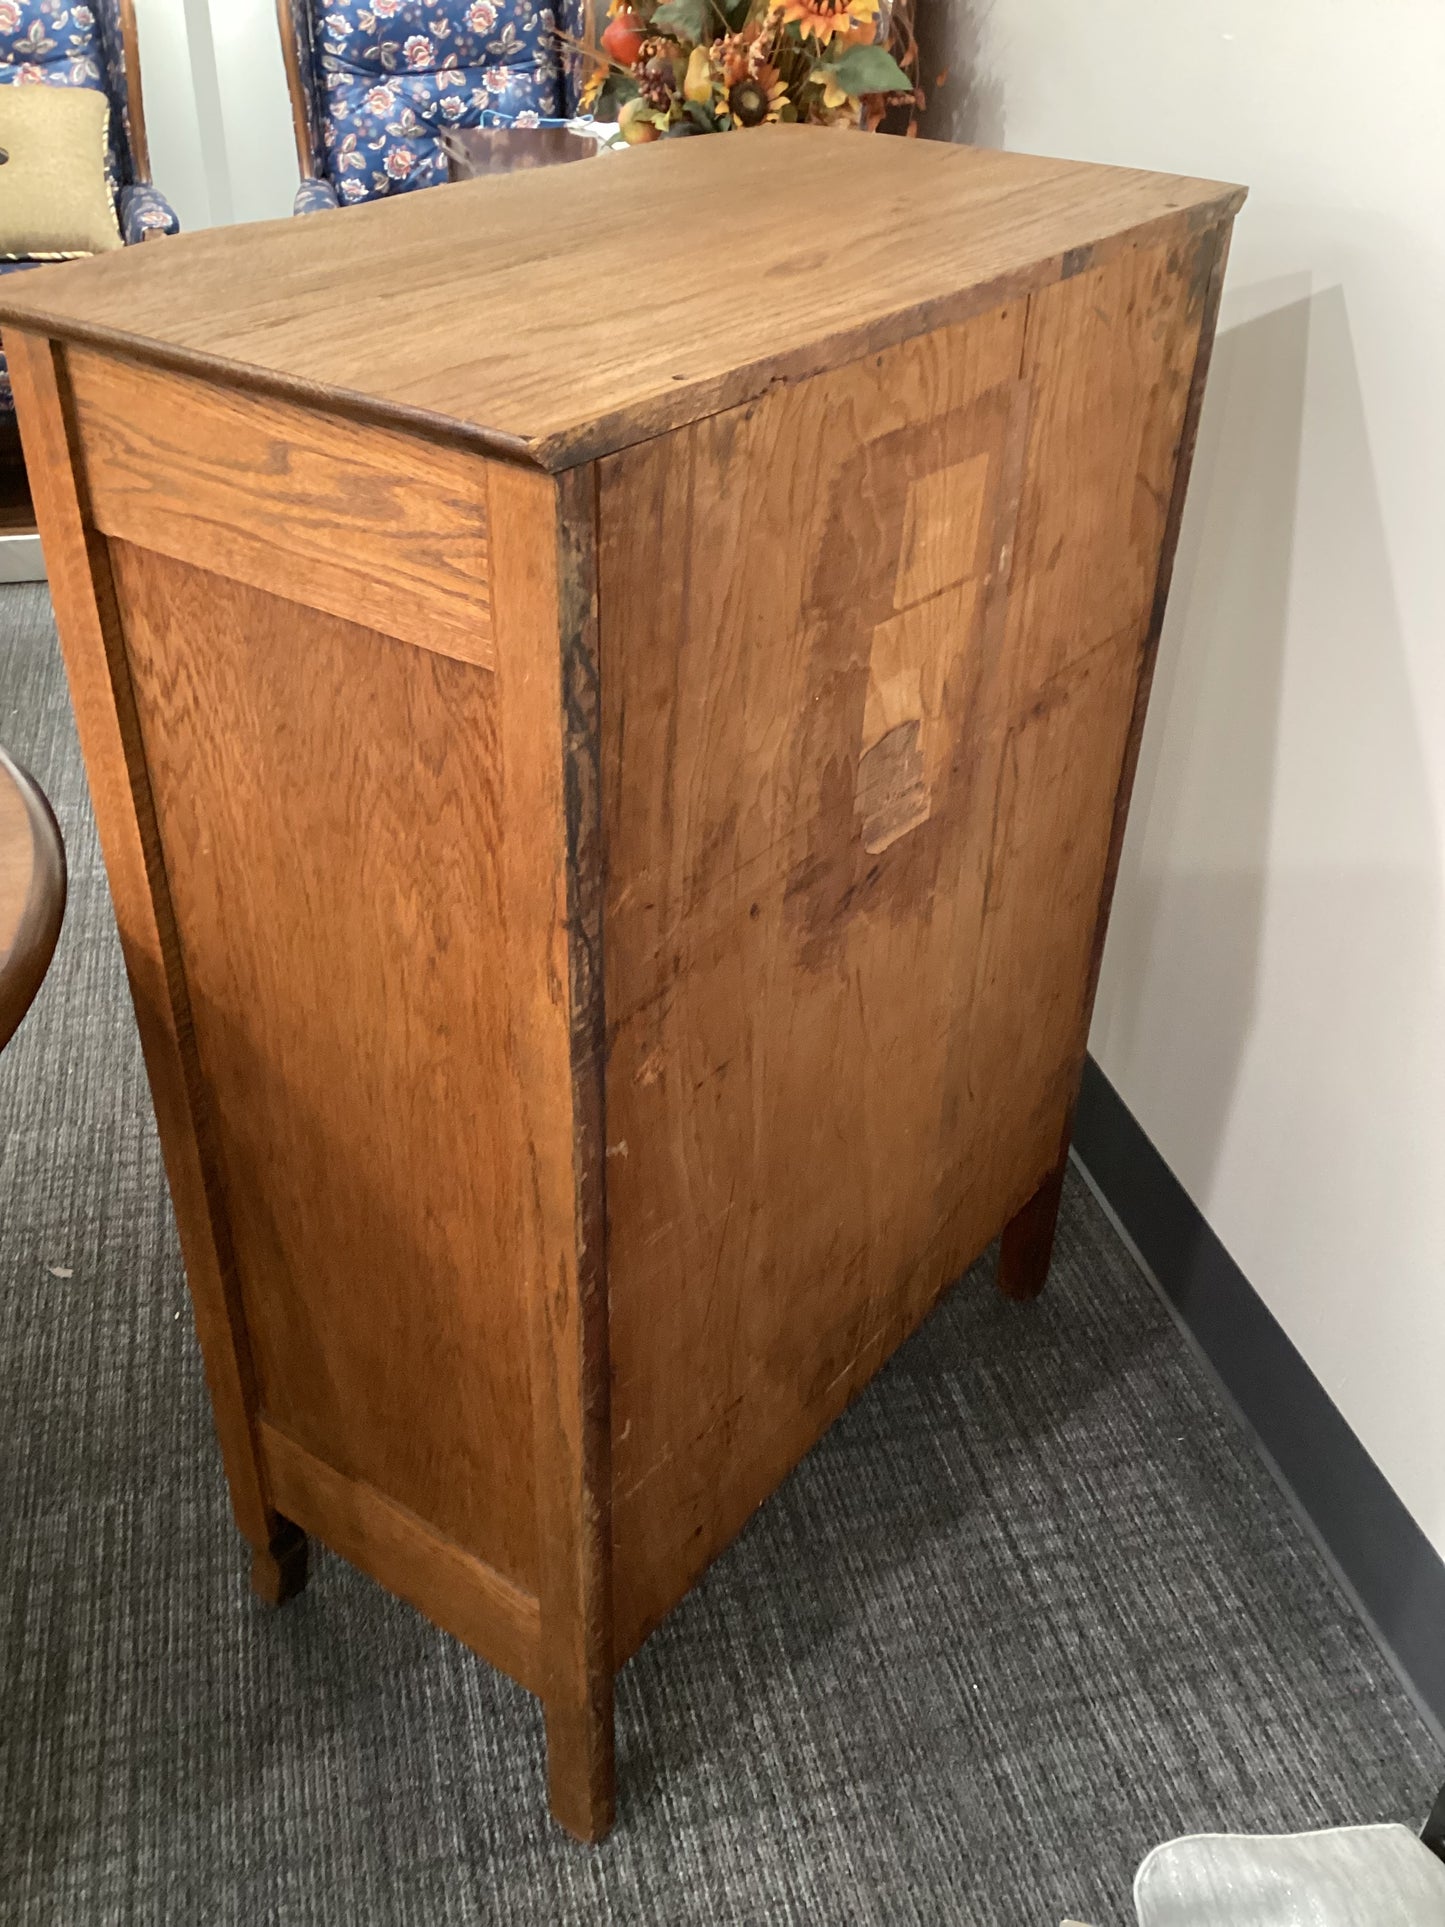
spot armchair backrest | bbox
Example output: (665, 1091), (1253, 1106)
(280, 0), (588, 205)
(0, 0), (149, 190)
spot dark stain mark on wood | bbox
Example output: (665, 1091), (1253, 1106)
(1184, 227), (1218, 321)
(781, 377), (1030, 970)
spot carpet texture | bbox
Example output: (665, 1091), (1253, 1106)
(1, 583), (1440, 1926)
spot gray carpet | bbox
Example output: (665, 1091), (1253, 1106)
(1, 580), (1440, 1927)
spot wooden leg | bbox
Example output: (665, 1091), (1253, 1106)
(250, 1518), (309, 1606)
(997, 1143), (1069, 1301)
(543, 1678), (616, 1844)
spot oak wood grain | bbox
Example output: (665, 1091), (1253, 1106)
(260, 1420), (544, 1692)
(487, 459), (615, 1842)
(1000, 232), (1215, 701)
(5, 330), (285, 1558)
(0, 129), (1245, 470)
(107, 542), (539, 1590)
(68, 349), (495, 667)
(599, 233), (1214, 1661)
(599, 303), (1036, 1658)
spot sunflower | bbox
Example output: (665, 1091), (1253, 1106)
(725, 60), (788, 125)
(771, 0), (877, 45)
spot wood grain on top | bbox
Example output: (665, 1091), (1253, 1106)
(0, 127), (1244, 469)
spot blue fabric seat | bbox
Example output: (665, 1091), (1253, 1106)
(0, 0), (179, 412)
(278, 0), (587, 213)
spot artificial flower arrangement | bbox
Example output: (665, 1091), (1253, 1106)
(573, 0), (917, 143)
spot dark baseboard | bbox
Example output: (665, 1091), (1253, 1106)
(1072, 1054), (1445, 1742)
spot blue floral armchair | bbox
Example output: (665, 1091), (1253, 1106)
(0, 0), (178, 409)
(277, 0), (588, 212)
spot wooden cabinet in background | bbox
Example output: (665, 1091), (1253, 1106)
(0, 127), (1243, 1841)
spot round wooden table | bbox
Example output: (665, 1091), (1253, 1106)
(0, 747), (66, 1050)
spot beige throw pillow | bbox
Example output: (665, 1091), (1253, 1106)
(0, 84), (122, 260)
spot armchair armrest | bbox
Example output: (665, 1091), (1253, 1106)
(294, 177), (341, 217)
(119, 184), (180, 244)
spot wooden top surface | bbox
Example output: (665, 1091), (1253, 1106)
(0, 127), (1244, 470)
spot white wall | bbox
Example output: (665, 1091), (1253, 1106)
(926, 0), (1445, 1559)
(131, 0), (298, 228)
(199, 0), (300, 224)
(128, 0), (211, 229)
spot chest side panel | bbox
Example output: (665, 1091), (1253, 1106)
(66, 348), (495, 668)
(93, 418), (554, 1616)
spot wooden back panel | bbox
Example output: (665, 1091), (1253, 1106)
(600, 232), (1215, 1660)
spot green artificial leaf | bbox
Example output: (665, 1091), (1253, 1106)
(650, 0), (710, 43)
(719, 0), (752, 30)
(594, 70), (640, 118)
(683, 97), (720, 130)
(828, 42), (912, 95)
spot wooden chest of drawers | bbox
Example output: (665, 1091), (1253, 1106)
(0, 127), (1242, 1840)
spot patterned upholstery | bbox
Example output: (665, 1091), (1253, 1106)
(0, 0), (179, 410)
(118, 179), (179, 243)
(285, 0), (589, 211)
(293, 173), (341, 215)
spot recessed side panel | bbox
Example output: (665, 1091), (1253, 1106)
(601, 235), (1213, 1660)
(67, 347), (495, 667)
(106, 539), (540, 1600)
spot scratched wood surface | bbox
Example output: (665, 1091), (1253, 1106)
(0, 129), (1243, 469)
(106, 539), (543, 1591)
(487, 460), (616, 1840)
(599, 233), (1213, 1660)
